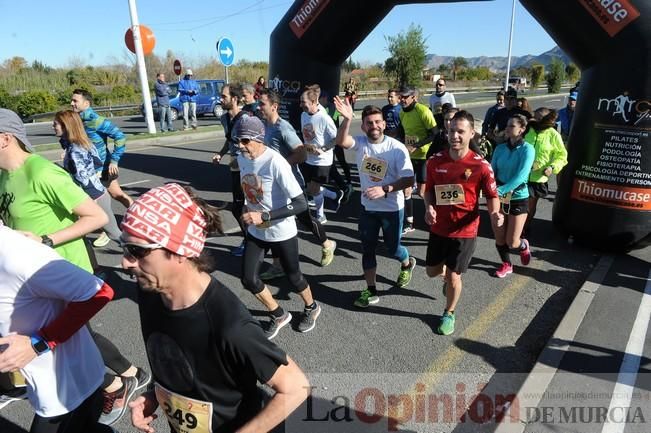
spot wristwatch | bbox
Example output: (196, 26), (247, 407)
(41, 235), (54, 248)
(30, 335), (51, 356)
(261, 211), (271, 222)
(382, 185), (390, 198)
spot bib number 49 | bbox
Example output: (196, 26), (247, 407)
(163, 402), (198, 429)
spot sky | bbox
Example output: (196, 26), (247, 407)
(0, 0), (557, 68)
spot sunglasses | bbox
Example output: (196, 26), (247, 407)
(120, 241), (164, 259)
(235, 138), (252, 145)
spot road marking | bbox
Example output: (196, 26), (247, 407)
(408, 259), (545, 394)
(120, 179), (150, 187)
(495, 254), (614, 433)
(601, 268), (651, 433)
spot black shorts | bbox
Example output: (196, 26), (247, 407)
(411, 159), (427, 184)
(528, 182), (549, 198)
(501, 198), (528, 216)
(300, 163), (330, 184)
(426, 233), (477, 274)
(100, 169), (118, 187)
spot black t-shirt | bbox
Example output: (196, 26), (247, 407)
(494, 107), (532, 131)
(138, 277), (288, 432)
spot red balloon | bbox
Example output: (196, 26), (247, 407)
(125, 25), (156, 55)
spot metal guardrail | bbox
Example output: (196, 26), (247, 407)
(25, 104), (140, 123)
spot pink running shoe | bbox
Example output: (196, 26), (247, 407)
(520, 239), (531, 266)
(495, 262), (513, 278)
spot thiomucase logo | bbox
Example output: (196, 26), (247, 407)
(571, 179), (651, 211)
(289, 0), (331, 38)
(578, 0), (640, 37)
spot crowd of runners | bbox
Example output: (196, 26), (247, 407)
(0, 78), (570, 432)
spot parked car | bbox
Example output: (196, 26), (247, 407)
(142, 79), (226, 121)
(508, 77), (527, 93)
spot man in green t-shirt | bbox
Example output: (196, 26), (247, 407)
(398, 86), (437, 234)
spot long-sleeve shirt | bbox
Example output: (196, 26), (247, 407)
(491, 140), (535, 201)
(78, 107), (126, 170)
(61, 139), (106, 200)
(178, 77), (199, 103)
(524, 127), (568, 183)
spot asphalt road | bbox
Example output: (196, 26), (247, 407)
(2, 94), (599, 433)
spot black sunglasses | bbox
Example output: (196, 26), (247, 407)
(121, 241), (163, 259)
(235, 138), (252, 145)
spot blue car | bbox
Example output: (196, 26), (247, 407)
(143, 79), (226, 121)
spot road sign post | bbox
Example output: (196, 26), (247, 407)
(173, 59), (182, 78)
(216, 38), (235, 84)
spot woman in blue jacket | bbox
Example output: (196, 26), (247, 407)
(490, 114), (535, 278)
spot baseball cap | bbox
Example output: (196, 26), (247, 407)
(399, 86), (416, 97)
(186, 69), (193, 75)
(505, 88), (518, 98)
(569, 92), (578, 101)
(232, 115), (265, 143)
(0, 108), (33, 152)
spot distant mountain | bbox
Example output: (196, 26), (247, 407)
(426, 46), (571, 72)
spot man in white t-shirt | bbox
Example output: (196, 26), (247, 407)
(334, 97), (418, 308)
(429, 78), (456, 115)
(300, 85), (342, 224)
(235, 116), (322, 339)
(0, 222), (114, 432)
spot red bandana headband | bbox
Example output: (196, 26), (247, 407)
(121, 183), (207, 258)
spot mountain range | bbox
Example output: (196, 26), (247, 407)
(426, 46), (571, 72)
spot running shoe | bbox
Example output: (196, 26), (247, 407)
(437, 311), (456, 335)
(354, 289), (379, 308)
(320, 241), (337, 267)
(519, 239), (531, 266)
(342, 183), (354, 205)
(324, 189), (344, 212)
(495, 262), (513, 278)
(231, 240), (246, 257)
(307, 198), (316, 208)
(297, 303), (321, 333)
(93, 232), (111, 248)
(396, 257), (416, 288)
(99, 376), (138, 426)
(132, 367), (151, 392)
(316, 214), (327, 225)
(260, 266), (285, 281)
(402, 223), (415, 235)
(265, 311), (292, 340)
(0, 387), (27, 410)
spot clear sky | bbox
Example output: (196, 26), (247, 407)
(0, 0), (557, 68)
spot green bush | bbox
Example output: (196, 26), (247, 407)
(546, 59), (565, 94)
(0, 86), (17, 111)
(14, 90), (58, 118)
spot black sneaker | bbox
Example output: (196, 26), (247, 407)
(264, 311), (292, 340)
(0, 387), (27, 410)
(297, 303), (322, 333)
(324, 189), (344, 212)
(132, 367), (151, 392)
(342, 184), (354, 205)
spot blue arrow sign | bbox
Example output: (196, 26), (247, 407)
(217, 38), (235, 67)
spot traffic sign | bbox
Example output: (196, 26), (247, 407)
(216, 38), (235, 67)
(173, 59), (182, 76)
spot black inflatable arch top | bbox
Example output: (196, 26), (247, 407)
(269, 0), (650, 250)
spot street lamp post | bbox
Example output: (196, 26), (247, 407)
(504, 0), (517, 91)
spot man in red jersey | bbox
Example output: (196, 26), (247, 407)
(423, 110), (502, 336)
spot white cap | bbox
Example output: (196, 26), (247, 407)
(186, 69), (193, 76)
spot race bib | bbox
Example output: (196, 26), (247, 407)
(435, 184), (465, 205)
(155, 383), (213, 433)
(361, 156), (388, 181)
(405, 135), (419, 146)
(499, 191), (512, 204)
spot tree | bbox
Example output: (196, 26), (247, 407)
(383, 24), (428, 87)
(565, 63), (580, 84)
(450, 57), (468, 81)
(437, 63), (450, 75)
(530, 64), (545, 89)
(3, 56), (27, 72)
(546, 58), (565, 93)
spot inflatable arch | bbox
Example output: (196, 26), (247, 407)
(268, 0), (650, 250)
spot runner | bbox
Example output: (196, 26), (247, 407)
(257, 89), (337, 282)
(429, 78), (456, 115)
(234, 115), (322, 339)
(490, 114), (535, 278)
(399, 85), (437, 234)
(0, 222), (114, 433)
(423, 110), (501, 335)
(334, 97), (417, 307)
(120, 183), (310, 433)
(382, 88), (402, 140)
(300, 85), (342, 224)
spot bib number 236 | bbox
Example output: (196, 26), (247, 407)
(434, 184), (465, 205)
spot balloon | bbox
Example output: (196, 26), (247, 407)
(125, 25), (156, 56)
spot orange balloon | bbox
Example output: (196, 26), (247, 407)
(125, 25), (156, 55)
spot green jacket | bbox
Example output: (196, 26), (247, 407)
(524, 127), (568, 183)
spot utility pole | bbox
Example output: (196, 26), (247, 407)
(504, 0), (516, 91)
(128, 0), (156, 134)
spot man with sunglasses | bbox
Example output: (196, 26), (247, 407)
(121, 183), (310, 433)
(429, 78), (456, 116)
(234, 115), (322, 339)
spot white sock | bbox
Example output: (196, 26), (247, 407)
(322, 187), (337, 200)
(314, 193), (325, 218)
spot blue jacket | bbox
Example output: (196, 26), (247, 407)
(178, 76), (199, 103)
(61, 139), (106, 200)
(556, 107), (574, 137)
(491, 140), (535, 201)
(78, 107), (126, 170)
(155, 79), (171, 106)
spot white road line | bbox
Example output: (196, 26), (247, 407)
(601, 269), (651, 433)
(120, 179), (150, 187)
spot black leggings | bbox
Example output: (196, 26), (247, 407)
(334, 145), (352, 184)
(296, 207), (328, 244)
(89, 328), (132, 389)
(231, 171), (246, 234)
(241, 234), (308, 295)
(29, 387), (113, 433)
